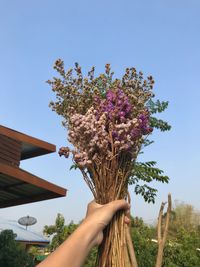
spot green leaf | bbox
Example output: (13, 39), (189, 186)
(147, 99), (169, 114)
(150, 117), (171, 131)
(135, 184), (157, 204)
(69, 164), (78, 170)
(128, 161), (169, 203)
(143, 139), (154, 147)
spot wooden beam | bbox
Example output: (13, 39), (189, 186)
(0, 162), (66, 197)
(0, 191), (63, 208)
(0, 125), (56, 156)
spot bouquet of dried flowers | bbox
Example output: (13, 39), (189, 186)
(47, 61), (157, 266)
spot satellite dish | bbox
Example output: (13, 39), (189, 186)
(18, 216), (37, 230)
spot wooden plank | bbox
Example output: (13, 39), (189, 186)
(0, 134), (21, 166)
(0, 125), (56, 154)
(0, 134), (22, 147)
(0, 147), (21, 161)
(0, 156), (19, 167)
(0, 152), (20, 166)
(0, 142), (21, 155)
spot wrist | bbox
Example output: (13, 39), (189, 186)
(78, 218), (100, 248)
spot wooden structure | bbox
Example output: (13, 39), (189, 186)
(0, 125), (66, 208)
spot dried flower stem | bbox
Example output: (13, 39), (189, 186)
(156, 193), (172, 267)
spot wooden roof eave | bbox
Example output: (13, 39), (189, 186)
(0, 162), (67, 208)
(0, 125), (56, 160)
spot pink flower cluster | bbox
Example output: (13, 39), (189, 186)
(59, 89), (152, 168)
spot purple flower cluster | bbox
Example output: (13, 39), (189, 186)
(138, 111), (153, 135)
(96, 89), (132, 123)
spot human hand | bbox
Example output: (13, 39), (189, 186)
(83, 200), (130, 247)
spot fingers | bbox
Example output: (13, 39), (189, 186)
(124, 203), (131, 222)
(108, 200), (131, 225)
(125, 206), (130, 218)
(124, 216), (131, 224)
(88, 199), (130, 214)
(86, 199), (131, 221)
(108, 199), (130, 214)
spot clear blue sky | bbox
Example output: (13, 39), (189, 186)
(0, 0), (200, 232)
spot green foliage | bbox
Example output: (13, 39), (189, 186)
(164, 201), (200, 239)
(0, 230), (34, 267)
(44, 215), (97, 266)
(130, 161), (169, 183)
(43, 213), (78, 251)
(142, 139), (154, 147)
(69, 163), (79, 170)
(161, 202), (200, 266)
(150, 116), (171, 132)
(130, 216), (200, 267)
(128, 98), (171, 203)
(147, 99), (171, 132)
(83, 248), (97, 267)
(131, 217), (157, 267)
(148, 99), (169, 114)
(129, 161), (169, 203)
(132, 97), (171, 204)
(163, 230), (200, 267)
(175, 202), (200, 229)
(134, 184), (158, 203)
(44, 202), (200, 267)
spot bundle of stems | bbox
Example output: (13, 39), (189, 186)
(81, 145), (138, 266)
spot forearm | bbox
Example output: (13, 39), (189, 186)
(37, 220), (95, 267)
(37, 200), (129, 267)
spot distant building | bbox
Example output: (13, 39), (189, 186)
(0, 218), (49, 249)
